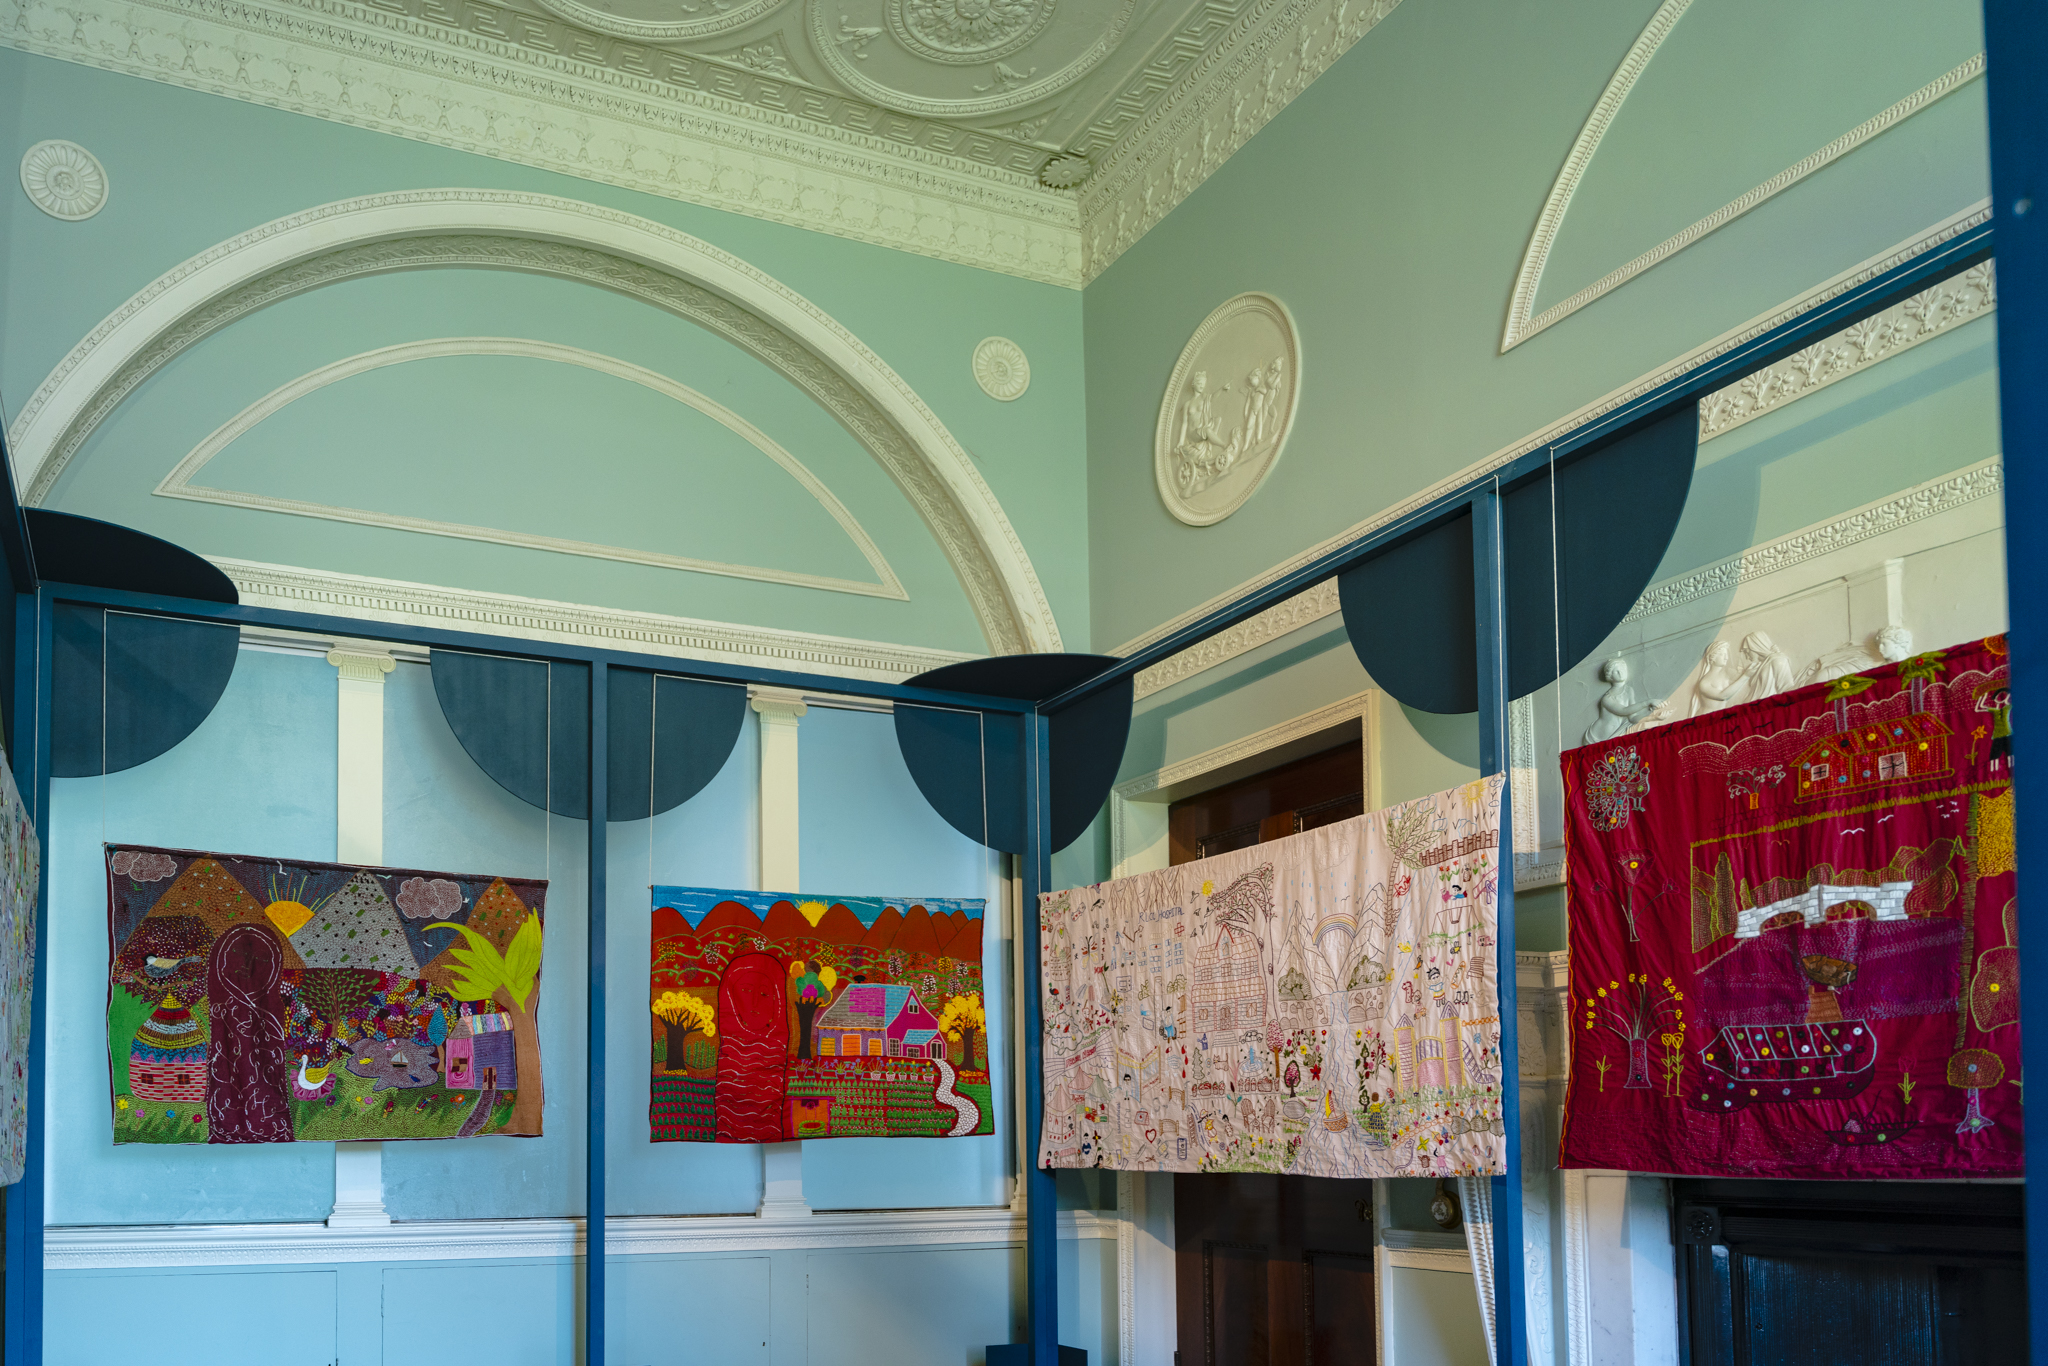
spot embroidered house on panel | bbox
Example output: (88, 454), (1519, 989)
(129, 994), (208, 1104)
(1795, 714), (1952, 801)
(1191, 928), (1265, 1032)
(812, 984), (943, 1060)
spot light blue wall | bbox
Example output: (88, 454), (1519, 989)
(0, 48), (1091, 654)
(46, 647), (338, 1225)
(796, 703), (1009, 1210)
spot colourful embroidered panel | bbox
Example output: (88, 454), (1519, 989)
(0, 754), (38, 1184)
(1037, 776), (1506, 1178)
(649, 886), (992, 1142)
(106, 846), (546, 1144)
(1558, 636), (2018, 1178)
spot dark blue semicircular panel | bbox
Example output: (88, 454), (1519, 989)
(895, 653), (1132, 855)
(1340, 401), (1697, 713)
(51, 605), (240, 777)
(27, 509), (238, 603)
(430, 652), (744, 820)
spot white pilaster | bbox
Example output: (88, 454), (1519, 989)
(326, 646), (395, 1229)
(748, 686), (811, 1221)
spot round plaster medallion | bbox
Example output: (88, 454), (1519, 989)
(1154, 293), (1300, 526)
(1038, 153), (1091, 189)
(1155, 294), (1294, 528)
(973, 337), (1030, 400)
(808, 0), (1139, 118)
(531, 0), (781, 43)
(889, 0), (1055, 65)
(19, 141), (107, 221)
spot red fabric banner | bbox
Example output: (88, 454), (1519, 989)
(1558, 635), (2018, 1178)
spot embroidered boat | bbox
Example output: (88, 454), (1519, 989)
(1691, 1019), (1876, 1113)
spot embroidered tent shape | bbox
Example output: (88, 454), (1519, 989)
(811, 983), (943, 1060)
(1795, 714), (1951, 801)
(293, 870), (419, 974)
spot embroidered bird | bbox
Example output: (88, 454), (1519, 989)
(143, 955), (201, 980)
(292, 1052), (335, 1100)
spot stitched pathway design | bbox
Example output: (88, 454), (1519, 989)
(933, 1056), (979, 1136)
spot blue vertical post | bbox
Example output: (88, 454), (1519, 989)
(1980, 5), (2045, 1359)
(3, 591), (48, 1365)
(587, 661), (608, 1366)
(1471, 489), (1525, 1366)
(1021, 708), (1058, 1365)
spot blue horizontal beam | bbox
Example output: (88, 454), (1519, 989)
(38, 581), (1037, 715)
(1039, 221), (1993, 714)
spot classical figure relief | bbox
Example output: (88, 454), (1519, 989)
(1155, 293), (1300, 526)
(1584, 658), (1662, 746)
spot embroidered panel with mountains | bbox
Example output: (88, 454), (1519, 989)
(106, 845), (546, 1143)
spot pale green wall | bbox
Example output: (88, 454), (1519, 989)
(1079, 0), (1989, 652)
(0, 49), (1090, 654)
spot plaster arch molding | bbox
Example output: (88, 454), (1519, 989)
(9, 189), (1059, 655)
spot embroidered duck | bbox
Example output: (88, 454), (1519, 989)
(292, 1051), (335, 1100)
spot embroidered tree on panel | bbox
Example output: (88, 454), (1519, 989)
(938, 992), (986, 1069)
(786, 961), (836, 1060)
(1582, 973), (1685, 1090)
(652, 990), (716, 1072)
(425, 894), (544, 1134)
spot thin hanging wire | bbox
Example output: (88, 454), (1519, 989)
(544, 662), (552, 889)
(1549, 446), (1565, 860)
(647, 675), (657, 912)
(100, 609), (108, 850)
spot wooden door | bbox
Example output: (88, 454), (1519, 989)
(1175, 1172), (1378, 1365)
(1169, 741), (1378, 1365)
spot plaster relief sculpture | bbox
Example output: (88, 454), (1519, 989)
(1877, 625), (1914, 662)
(1735, 631), (1796, 701)
(19, 141), (107, 221)
(972, 337), (1030, 401)
(1686, 640), (1743, 717)
(531, 0), (782, 44)
(1155, 292), (1301, 526)
(1583, 658), (1661, 747)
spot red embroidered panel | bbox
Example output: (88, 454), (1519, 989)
(1558, 636), (2018, 1178)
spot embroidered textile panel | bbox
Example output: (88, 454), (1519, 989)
(649, 885), (992, 1142)
(0, 754), (38, 1183)
(106, 845), (546, 1144)
(1037, 776), (1507, 1177)
(1558, 636), (2018, 1178)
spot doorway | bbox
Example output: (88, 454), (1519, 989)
(1169, 741), (1379, 1365)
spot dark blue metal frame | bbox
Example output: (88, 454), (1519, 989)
(0, 189), (2018, 1366)
(1978, 4), (2044, 1360)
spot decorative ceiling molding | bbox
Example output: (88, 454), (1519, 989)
(0, 0), (1081, 283)
(1075, 0), (1400, 278)
(1619, 458), (2003, 626)
(1503, 31), (1984, 350)
(1111, 201), (1989, 662)
(216, 556), (980, 681)
(1132, 576), (1337, 699)
(0, 0), (1408, 284)
(8, 190), (1061, 653)
(159, 336), (909, 598)
(1697, 260), (1995, 440)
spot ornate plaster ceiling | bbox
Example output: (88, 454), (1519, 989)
(1, 0), (1400, 284)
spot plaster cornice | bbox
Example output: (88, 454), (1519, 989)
(0, 0), (1084, 283)
(215, 556), (981, 681)
(1110, 202), (1991, 663)
(0, 0), (1409, 284)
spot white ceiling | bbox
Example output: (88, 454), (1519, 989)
(3, 0), (1399, 283)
